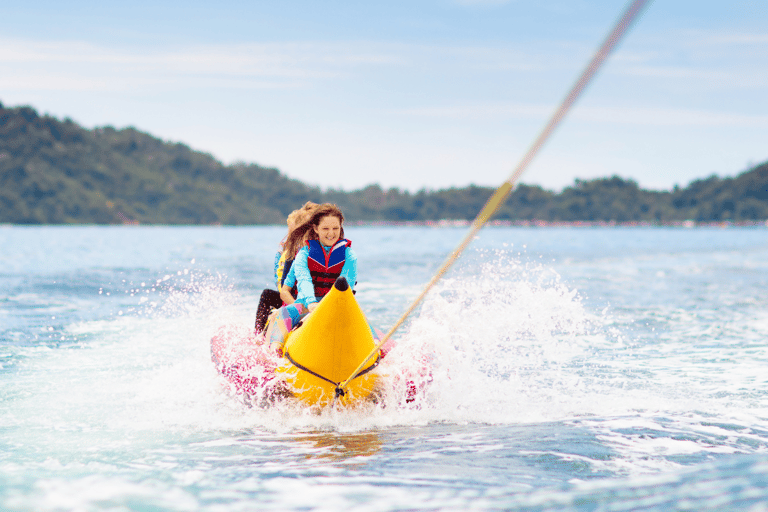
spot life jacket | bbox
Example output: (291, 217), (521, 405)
(306, 238), (351, 299)
(275, 251), (289, 289)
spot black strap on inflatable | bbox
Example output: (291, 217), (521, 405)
(284, 351), (381, 398)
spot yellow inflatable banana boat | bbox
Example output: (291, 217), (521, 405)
(211, 276), (430, 408)
(274, 277), (381, 407)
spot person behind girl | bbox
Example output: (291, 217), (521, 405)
(254, 201), (318, 332)
(274, 201), (318, 301)
(264, 203), (357, 355)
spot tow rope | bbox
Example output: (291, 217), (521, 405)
(334, 0), (652, 398)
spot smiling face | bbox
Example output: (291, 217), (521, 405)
(313, 214), (342, 247)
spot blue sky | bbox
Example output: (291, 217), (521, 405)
(2, 1), (767, 192)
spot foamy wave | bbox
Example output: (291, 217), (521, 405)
(10, 251), (767, 442)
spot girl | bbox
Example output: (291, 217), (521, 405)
(265, 203), (357, 354)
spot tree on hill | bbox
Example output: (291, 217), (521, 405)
(548, 176), (673, 222)
(670, 165), (768, 221)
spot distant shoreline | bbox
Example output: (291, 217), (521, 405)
(350, 219), (768, 228)
(3, 220), (767, 229)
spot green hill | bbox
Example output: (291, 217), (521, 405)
(0, 102), (321, 224)
(2, 101), (767, 224)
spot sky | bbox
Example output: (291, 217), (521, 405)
(1, 0), (767, 192)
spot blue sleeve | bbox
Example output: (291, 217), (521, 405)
(273, 250), (283, 288)
(339, 247), (357, 290)
(293, 247), (317, 306)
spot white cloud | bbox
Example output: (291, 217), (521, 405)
(0, 38), (408, 94)
(451, 0), (514, 6)
(0, 73), (114, 92)
(571, 105), (768, 128)
(699, 31), (768, 46)
(388, 100), (768, 129)
(394, 102), (551, 120)
(0, 37), (573, 93)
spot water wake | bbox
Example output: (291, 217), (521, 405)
(9, 251), (767, 443)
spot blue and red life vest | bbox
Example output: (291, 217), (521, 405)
(306, 238), (351, 299)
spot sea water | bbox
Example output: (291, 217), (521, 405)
(1, 225), (767, 511)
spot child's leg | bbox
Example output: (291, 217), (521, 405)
(255, 289), (283, 332)
(264, 303), (306, 355)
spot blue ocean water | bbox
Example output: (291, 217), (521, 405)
(1, 225), (768, 511)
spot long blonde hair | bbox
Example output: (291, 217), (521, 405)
(281, 201), (318, 258)
(283, 203), (345, 257)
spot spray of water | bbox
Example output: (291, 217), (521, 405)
(11, 249), (766, 443)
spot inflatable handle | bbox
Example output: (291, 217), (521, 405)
(334, 276), (349, 292)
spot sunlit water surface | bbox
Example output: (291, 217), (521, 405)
(1, 225), (768, 511)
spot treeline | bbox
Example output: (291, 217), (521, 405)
(2, 101), (767, 225)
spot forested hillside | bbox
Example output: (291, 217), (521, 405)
(2, 101), (767, 225)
